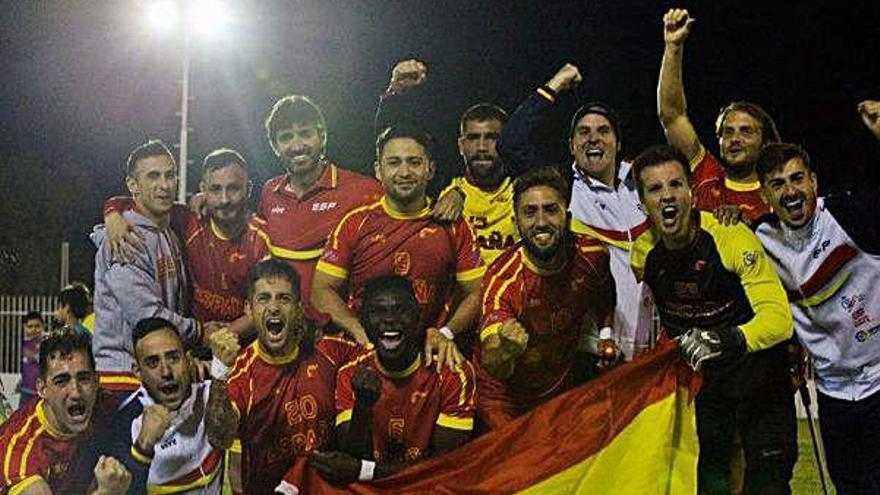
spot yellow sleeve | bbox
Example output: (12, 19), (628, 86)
(439, 177), (465, 199)
(8, 476), (46, 495)
(714, 219), (793, 351)
(629, 229), (657, 282)
(689, 144), (706, 172)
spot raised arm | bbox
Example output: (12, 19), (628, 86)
(374, 59), (429, 135)
(658, 8), (702, 162)
(337, 366), (381, 459)
(497, 64), (581, 178)
(205, 329), (242, 450)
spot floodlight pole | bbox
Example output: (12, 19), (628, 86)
(177, 29), (190, 204)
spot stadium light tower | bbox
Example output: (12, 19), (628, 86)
(144, 0), (231, 203)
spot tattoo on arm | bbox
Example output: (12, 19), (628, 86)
(206, 380), (238, 449)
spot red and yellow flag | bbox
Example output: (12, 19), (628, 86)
(286, 342), (699, 494)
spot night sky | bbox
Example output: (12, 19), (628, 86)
(1, 0), (878, 292)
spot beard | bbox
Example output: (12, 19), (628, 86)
(466, 155), (503, 186)
(521, 228), (566, 262)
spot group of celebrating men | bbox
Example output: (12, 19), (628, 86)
(2, 8), (880, 495)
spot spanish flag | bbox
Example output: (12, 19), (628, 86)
(289, 341), (699, 494)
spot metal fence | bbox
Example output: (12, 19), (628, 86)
(0, 295), (56, 373)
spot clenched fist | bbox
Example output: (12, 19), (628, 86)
(858, 100), (880, 140)
(499, 319), (529, 358)
(137, 404), (172, 453)
(209, 328), (240, 367)
(390, 59), (428, 93)
(352, 365), (382, 406)
(663, 8), (695, 45)
(545, 63), (582, 94)
(93, 456), (131, 495)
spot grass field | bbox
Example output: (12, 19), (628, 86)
(792, 419), (835, 495)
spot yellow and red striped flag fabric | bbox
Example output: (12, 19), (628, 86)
(288, 341), (700, 494)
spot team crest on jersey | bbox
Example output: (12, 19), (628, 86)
(393, 252), (411, 275)
(742, 250), (761, 267)
(419, 227), (438, 238)
(306, 364), (319, 378)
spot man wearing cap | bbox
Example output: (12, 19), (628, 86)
(497, 64), (654, 364)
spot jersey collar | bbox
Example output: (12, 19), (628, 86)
(723, 176), (761, 192)
(37, 400), (78, 441)
(277, 161), (338, 196)
(520, 246), (567, 276)
(374, 352), (421, 379)
(462, 173), (510, 194)
(380, 196), (432, 220)
(255, 340), (300, 366)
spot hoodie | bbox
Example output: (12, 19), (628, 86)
(91, 209), (197, 375)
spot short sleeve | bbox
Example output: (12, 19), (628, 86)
(334, 364), (356, 426)
(478, 256), (521, 342)
(451, 219), (485, 282)
(436, 362), (477, 431)
(315, 211), (362, 280)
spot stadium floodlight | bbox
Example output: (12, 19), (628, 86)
(141, 0), (232, 203)
(145, 0), (179, 34)
(189, 0), (231, 38)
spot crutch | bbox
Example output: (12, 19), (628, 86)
(798, 380), (830, 495)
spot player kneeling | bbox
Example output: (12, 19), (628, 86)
(278, 275), (476, 491)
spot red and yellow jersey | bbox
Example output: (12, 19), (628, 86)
(185, 215), (270, 323)
(335, 351), (476, 463)
(0, 400), (93, 494)
(443, 176), (518, 266)
(259, 163), (382, 310)
(691, 147), (770, 222)
(101, 196), (271, 324)
(317, 196), (485, 329)
(478, 235), (615, 419)
(227, 336), (360, 495)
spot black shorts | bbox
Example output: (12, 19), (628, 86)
(695, 345), (797, 494)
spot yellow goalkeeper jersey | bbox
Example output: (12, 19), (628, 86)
(443, 176), (518, 265)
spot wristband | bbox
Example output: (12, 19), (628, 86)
(438, 326), (455, 341)
(537, 85), (557, 102)
(210, 356), (230, 381)
(599, 326), (613, 340)
(358, 459), (376, 481)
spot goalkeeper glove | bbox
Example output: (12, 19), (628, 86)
(680, 326), (746, 371)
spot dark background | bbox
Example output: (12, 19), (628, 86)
(1, 0), (878, 293)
